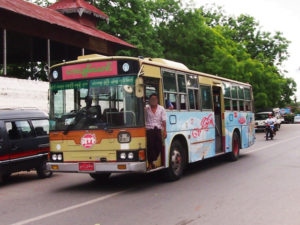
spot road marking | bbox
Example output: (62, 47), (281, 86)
(244, 135), (300, 155)
(9, 190), (128, 225)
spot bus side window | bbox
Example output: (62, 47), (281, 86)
(165, 93), (177, 110)
(224, 99), (232, 110)
(188, 89), (199, 110)
(231, 86), (238, 111)
(244, 88), (252, 111)
(200, 85), (212, 110)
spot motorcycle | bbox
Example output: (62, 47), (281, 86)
(265, 123), (275, 140)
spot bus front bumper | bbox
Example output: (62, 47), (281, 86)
(47, 161), (147, 173)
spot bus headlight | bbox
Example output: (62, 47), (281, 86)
(118, 132), (131, 143)
(52, 154), (58, 161)
(128, 152), (134, 160)
(50, 153), (63, 162)
(120, 152), (127, 160)
(57, 154), (63, 161)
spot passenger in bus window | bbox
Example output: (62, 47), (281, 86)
(166, 99), (174, 110)
(145, 93), (167, 169)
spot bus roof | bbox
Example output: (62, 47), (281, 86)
(50, 55), (252, 87)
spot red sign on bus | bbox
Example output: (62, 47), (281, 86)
(62, 61), (117, 80)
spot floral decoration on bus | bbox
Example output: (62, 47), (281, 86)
(81, 134), (97, 149)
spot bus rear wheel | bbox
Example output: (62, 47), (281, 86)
(89, 173), (111, 182)
(164, 140), (186, 181)
(228, 132), (240, 161)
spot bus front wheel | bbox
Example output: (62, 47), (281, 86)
(228, 132), (240, 161)
(164, 140), (186, 181)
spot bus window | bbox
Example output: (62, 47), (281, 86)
(224, 99), (231, 110)
(245, 101), (251, 111)
(187, 75), (198, 88)
(232, 100), (238, 111)
(163, 71), (176, 92)
(188, 89), (195, 109)
(179, 94), (187, 110)
(200, 85), (212, 110)
(188, 89), (199, 110)
(223, 83), (231, 98)
(238, 86), (244, 99)
(244, 88), (251, 100)
(231, 86), (238, 99)
(165, 93), (177, 110)
(178, 74), (186, 93)
(239, 101), (244, 111)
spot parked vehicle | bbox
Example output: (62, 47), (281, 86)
(0, 109), (51, 183)
(255, 112), (270, 132)
(294, 115), (300, 124)
(255, 111), (281, 132)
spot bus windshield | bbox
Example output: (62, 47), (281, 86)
(49, 76), (144, 131)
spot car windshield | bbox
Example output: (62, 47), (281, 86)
(255, 114), (270, 120)
(49, 76), (144, 131)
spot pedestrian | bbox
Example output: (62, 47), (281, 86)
(145, 93), (167, 169)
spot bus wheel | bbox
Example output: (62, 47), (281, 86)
(36, 160), (53, 179)
(164, 140), (186, 181)
(228, 132), (240, 161)
(89, 173), (110, 182)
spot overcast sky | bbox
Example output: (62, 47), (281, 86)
(187, 0), (300, 99)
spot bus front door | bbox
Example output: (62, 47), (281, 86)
(213, 86), (223, 153)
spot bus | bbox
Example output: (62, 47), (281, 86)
(47, 55), (255, 181)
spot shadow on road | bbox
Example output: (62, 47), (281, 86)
(51, 153), (250, 194)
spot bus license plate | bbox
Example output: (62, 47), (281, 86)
(79, 163), (95, 171)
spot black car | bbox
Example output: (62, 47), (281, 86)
(0, 109), (52, 183)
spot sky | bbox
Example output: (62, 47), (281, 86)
(187, 0), (300, 100)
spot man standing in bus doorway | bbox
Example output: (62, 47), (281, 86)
(145, 93), (167, 169)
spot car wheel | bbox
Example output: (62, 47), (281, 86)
(36, 160), (53, 179)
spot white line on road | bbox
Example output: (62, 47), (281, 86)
(244, 135), (300, 155)
(9, 189), (128, 225)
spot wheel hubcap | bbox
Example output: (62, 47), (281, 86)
(171, 149), (182, 175)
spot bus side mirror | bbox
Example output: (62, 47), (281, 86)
(135, 77), (144, 98)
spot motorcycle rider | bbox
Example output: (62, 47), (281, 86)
(264, 113), (276, 136)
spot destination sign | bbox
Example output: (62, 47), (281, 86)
(62, 61), (118, 80)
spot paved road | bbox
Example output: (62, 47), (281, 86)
(1, 124), (300, 225)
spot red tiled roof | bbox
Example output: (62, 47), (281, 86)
(0, 0), (134, 48)
(48, 0), (108, 21)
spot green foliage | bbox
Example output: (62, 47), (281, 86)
(5, 62), (48, 81)
(10, 0), (298, 109)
